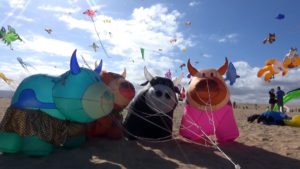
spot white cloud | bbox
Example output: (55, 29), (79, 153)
(189, 1), (201, 7)
(16, 15), (34, 22)
(15, 35), (82, 57)
(202, 53), (212, 58)
(8, 0), (26, 8)
(0, 58), (67, 91)
(37, 5), (81, 14)
(56, 4), (194, 85)
(210, 33), (238, 43)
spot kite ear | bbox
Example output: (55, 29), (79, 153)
(121, 68), (126, 78)
(187, 59), (198, 76)
(144, 66), (153, 81)
(94, 59), (103, 74)
(217, 57), (228, 75)
(70, 49), (80, 75)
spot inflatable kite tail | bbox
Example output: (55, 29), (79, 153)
(257, 66), (272, 78)
(264, 72), (274, 81)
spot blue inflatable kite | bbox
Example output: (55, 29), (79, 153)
(0, 49), (114, 156)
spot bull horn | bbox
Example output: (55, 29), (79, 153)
(121, 68), (126, 78)
(70, 49), (80, 75)
(173, 73), (184, 86)
(94, 59), (103, 74)
(217, 57), (228, 75)
(144, 66), (153, 81)
(187, 59), (198, 76)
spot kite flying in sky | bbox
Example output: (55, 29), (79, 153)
(185, 21), (192, 26)
(44, 28), (52, 34)
(140, 48), (145, 60)
(0, 25), (23, 50)
(83, 9), (110, 58)
(0, 72), (13, 86)
(17, 57), (35, 71)
(180, 63), (186, 70)
(263, 33), (276, 44)
(165, 69), (172, 79)
(275, 13), (285, 20)
(90, 42), (99, 52)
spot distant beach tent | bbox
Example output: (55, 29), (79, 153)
(275, 13), (285, 20)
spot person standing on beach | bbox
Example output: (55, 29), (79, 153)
(276, 86), (285, 112)
(268, 88), (276, 111)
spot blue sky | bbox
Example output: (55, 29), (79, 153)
(1, 0), (300, 103)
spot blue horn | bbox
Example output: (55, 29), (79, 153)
(70, 49), (80, 75)
(94, 59), (103, 74)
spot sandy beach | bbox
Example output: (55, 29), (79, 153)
(0, 98), (299, 169)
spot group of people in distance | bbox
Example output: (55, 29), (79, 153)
(269, 86), (285, 112)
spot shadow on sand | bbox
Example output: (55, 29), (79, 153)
(0, 138), (299, 169)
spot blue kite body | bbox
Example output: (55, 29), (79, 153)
(224, 62), (240, 85)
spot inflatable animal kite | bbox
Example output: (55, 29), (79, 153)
(86, 68), (135, 139)
(284, 48), (300, 68)
(257, 58), (291, 81)
(257, 48), (300, 81)
(263, 33), (276, 44)
(0, 25), (23, 50)
(247, 111), (287, 125)
(123, 67), (180, 140)
(0, 49), (114, 156)
(180, 58), (239, 142)
(225, 62), (240, 85)
(284, 115), (300, 127)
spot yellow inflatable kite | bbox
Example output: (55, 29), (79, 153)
(284, 115), (300, 127)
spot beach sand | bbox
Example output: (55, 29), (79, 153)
(0, 98), (299, 169)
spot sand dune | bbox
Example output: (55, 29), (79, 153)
(0, 98), (299, 169)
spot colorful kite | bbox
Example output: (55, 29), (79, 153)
(140, 48), (145, 60)
(263, 33), (276, 44)
(17, 57), (35, 71)
(165, 69), (172, 79)
(170, 38), (177, 44)
(0, 72), (13, 85)
(103, 19), (111, 23)
(83, 9), (110, 58)
(180, 63), (186, 70)
(185, 21), (192, 26)
(275, 13), (285, 20)
(0, 25), (23, 50)
(90, 42), (99, 52)
(44, 28), (52, 34)
(83, 9), (97, 17)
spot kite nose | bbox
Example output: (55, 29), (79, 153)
(119, 82), (135, 100)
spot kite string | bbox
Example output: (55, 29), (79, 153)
(90, 17), (110, 58)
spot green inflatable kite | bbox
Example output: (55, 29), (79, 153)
(273, 88), (300, 111)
